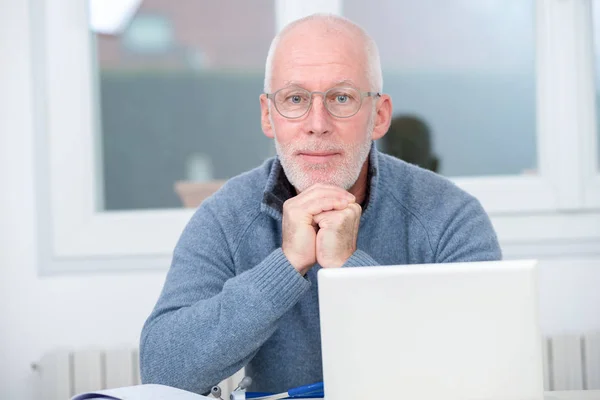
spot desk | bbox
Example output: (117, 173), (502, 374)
(305, 392), (600, 400)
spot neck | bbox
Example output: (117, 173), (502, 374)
(347, 158), (370, 206)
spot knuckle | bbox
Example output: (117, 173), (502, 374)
(346, 204), (361, 218)
(283, 198), (300, 212)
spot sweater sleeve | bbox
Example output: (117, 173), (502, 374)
(139, 202), (310, 395)
(342, 249), (380, 267)
(434, 195), (502, 263)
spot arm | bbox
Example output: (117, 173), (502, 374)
(342, 250), (380, 267)
(140, 201), (310, 394)
(434, 196), (502, 263)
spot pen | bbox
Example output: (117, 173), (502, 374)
(230, 381), (324, 400)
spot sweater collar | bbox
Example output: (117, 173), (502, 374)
(261, 142), (380, 222)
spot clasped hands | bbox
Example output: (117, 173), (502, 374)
(282, 183), (362, 275)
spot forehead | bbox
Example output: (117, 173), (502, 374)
(271, 28), (370, 91)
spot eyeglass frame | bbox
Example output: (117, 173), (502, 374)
(265, 85), (381, 119)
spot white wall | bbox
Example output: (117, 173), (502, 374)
(0, 3), (167, 399)
(537, 259), (600, 334)
(0, 1), (599, 399)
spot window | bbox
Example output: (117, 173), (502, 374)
(588, 0), (600, 207)
(122, 13), (174, 54)
(594, 1), (600, 172)
(33, 0), (600, 272)
(346, 0), (537, 178)
(94, 1), (276, 211)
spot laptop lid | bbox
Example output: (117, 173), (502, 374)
(317, 260), (544, 400)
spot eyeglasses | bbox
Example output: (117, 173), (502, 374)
(265, 86), (381, 119)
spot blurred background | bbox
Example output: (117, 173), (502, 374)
(94, 0), (538, 210)
(1, 0), (599, 399)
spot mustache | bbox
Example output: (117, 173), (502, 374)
(286, 142), (345, 154)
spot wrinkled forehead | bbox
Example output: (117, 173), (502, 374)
(270, 27), (371, 92)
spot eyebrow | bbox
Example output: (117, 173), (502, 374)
(281, 79), (359, 89)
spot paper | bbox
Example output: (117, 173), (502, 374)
(71, 384), (212, 400)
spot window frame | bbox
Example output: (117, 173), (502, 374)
(33, 0), (600, 274)
(582, 0), (600, 208)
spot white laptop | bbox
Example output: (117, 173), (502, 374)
(317, 259), (545, 400)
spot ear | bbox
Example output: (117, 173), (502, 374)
(371, 94), (393, 141)
(260, 94), (274, 139)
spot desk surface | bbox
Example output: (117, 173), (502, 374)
(307, 391), (600, 400)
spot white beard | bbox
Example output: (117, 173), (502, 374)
(273, 111), (375, 192)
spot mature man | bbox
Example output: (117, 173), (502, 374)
(140, 14), (501, 395)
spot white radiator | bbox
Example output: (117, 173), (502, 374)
(544, 334), (600, 391)
(34, 334), (600, 400)
(33, 346), (243, 400)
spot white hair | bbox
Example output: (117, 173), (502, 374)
(263, 13), (383, 94)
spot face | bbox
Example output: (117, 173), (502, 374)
(260, 24), (392, 192)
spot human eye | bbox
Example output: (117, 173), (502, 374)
(288, 94), (306, 104)
(336, 94), (349, 103)
(329, 89), (357, 104)
(280, 89), (309, 105)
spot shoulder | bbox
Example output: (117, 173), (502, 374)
(376, 152), (500, 261)
(377, 152), (478, 216)
(182, 158), (274, 239)
(206, 158), (274, 214)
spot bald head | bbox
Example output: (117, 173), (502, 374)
(263, 14), (383, 93)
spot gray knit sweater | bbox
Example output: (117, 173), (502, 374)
(140, 147), (501, 395)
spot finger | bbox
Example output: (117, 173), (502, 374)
(349, 203), (362, 236)
(294, 185), (355, 205)
(284, 189), (353, 213)
(300, 186), (355, 204)
(313, 209), (340, 225)
(314, 210), (348, 229)
(302, 183), (350, 194)
(286, 188), (355, 214)
(312, 205), (361, 233)
(347, 202), (362, 218)
(300, 196), (353, 216)
(313, 206), (355, 225)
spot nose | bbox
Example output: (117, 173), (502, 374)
(306, 94), (333, 135)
